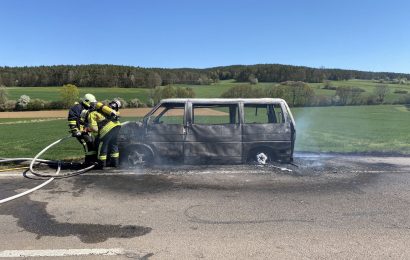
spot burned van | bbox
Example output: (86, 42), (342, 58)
(118, 98), (296, 166)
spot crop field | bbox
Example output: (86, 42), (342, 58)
(0, 105), (409, 162)
(5, 79), (410, 104)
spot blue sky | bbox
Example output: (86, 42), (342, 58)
(0, 0), (409, 73)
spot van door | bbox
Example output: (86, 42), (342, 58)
(242, 103), (293, 162)
(184, 103), (242, 164)
(145, 102), (186, 162)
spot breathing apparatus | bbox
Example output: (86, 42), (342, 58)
(94, 101), (120, 120)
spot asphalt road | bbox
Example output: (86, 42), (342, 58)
(1, 155), (410, 259)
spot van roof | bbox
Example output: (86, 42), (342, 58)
(160, 98), (287, 104)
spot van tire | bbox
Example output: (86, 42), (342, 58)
(120, 145), (154, 167)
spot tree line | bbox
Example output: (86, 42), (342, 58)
(0, 64), (409, 88)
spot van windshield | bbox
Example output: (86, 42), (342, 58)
(148, 103), (185, 125)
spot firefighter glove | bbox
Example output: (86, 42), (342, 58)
(72, 131), (82, 137)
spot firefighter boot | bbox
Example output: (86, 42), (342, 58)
(108, 157), (119, 168)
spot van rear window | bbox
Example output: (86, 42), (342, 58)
(244, 104), (284, 124)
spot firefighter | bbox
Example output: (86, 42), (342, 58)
(86, 100), (122, 169)
(67, 93), (98, 165)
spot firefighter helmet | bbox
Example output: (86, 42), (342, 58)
(82, 93), (97, 108)
(109, 100), (121, 111)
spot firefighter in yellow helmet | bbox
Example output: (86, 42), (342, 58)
(85, 100), (122, 169)
(67, 93), (98, 165)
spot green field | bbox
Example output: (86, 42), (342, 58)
(6, 87), (151, 103)
(0, 105), (409, 160)
(5, 79), (410, 104)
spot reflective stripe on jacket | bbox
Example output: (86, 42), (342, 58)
(88, 111), (121, 138)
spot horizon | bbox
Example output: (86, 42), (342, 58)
(1, 0), (409, 73)
(1, 63), (409, 75)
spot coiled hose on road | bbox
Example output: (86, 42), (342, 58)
(0, 136), (95, 204)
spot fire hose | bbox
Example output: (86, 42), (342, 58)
(0, 136), (95, 204)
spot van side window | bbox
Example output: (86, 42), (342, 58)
(192, 104), (239, 125)
(150, 103), (185, 124)
(244, 104), (284, 124)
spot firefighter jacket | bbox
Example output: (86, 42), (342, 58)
(88, 110), (121, 138)
(67, 102), (88, 134)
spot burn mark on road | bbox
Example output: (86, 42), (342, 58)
(0, 181), (152, 243)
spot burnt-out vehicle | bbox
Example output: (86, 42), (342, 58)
(118, 98), (296, 166)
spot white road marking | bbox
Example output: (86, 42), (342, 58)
(0, 248), (134, 257)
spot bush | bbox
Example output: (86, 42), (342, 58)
(365, 94), (377, 105)
(396, 94), (410, 104)
(27, 99), (48, 111)
(49, 101), (65, 110)
(16, 95), (30, 110)
(314, 95), (332, 106)
(3, 100), (16, 111)
(128, 98), (141, 108)
(147, 98), (155, 107)
(394, 89), (408, 94)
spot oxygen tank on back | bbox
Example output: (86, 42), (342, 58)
(95, 102), (119, 119)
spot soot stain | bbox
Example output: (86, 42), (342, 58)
(0, 181), (152, 243)
(69, 168), (381, 196)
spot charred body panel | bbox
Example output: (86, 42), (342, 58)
(118, 98), (296, 166)
(185, 124), (242, 164)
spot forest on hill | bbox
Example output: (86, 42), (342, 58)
(0, 64), (409, 88)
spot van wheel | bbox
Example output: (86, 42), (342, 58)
(121, 146), (153, 167)
(248, 149), (273, 165)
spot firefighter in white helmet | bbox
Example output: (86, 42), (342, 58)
(67, 93), (98, 165)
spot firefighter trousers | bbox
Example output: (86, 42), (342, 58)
(96, 126), (121, 168)
(76, 134), (97, 164)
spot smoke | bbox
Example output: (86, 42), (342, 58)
(293, 107), (321, 155)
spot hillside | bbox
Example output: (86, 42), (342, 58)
(0, 64), (409, 88)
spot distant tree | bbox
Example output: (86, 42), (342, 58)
(221, 84), (264, 98)
(323, 80), (336, 90)
(335, 86), (351, 105)
(60, 84), (79, 108)
(153, 85), (195, 103)
(0, 85), (8, 110)
(146, 72), (162, 88)
(176, 87), (195, 98)
(279, 81), (315, 107)
(374, 84), (389, 103)
(248, 74), (258, 84)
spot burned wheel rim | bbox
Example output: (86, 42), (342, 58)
(125, 148), (153, 167)
(248, 149), (273, 165)
(256, 152), (269, 165)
